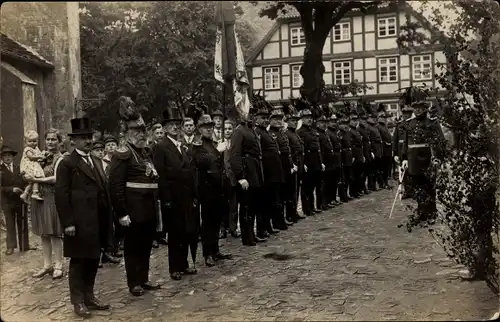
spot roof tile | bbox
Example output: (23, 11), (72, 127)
(1, 33), (53, 68)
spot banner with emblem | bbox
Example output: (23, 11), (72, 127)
(214, 1), (251, 117)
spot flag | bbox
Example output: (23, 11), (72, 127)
(214, 1), (250, 117)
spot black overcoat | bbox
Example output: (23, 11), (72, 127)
(153, 137), (198, 234)
(229, 123), (264, 188)
(55, 151), (109, 259)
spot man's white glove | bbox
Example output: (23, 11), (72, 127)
(401, 160), (408, 169)
(371, 152), (375, 159)
(238, 179), (249, 190)
(394, 156), (400, 163)
(216, 141), (228, 152)
(291, 164), (298, 173)
(304, 165), (308, 172)
(119, 215), (131, 227)
(321, 163), (325, 171)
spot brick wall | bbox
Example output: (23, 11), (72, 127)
(1, 2), (82, 134)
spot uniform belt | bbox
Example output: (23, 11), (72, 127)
(398, 140), (404, 143)
(408, 143), (430, 148)
(244, 154), (262, 160)
(343, 148), (352, 151)
(126, 182), (158, 189)
(385, 142), (391, 146)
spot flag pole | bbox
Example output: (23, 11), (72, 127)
(220, 1), (227, 144)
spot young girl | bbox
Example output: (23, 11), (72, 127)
(20, 130), (45, 201)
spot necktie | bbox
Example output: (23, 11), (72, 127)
(83, 155), (94, 168)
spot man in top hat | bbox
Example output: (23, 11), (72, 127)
(1, 145), (32, 255)
(55, 117), (111, 318)
(401, 101), (445, 224)
(348, 106), (364, 198)
(108, 97), (161, 295)
(326, 113), (343, 206)
(338, 109), (353, 201)
(393, 104), (414, 199)
(255, 104), (285, 236)
(297, 103), (325, 216)
(356, 102), (372, 195)
(192, 114), (233, 267)
(376, 104), (393, 189)
(211, 109), (225, 143)
(154, 106), (199, 280)
(283, 101), (306, 221)
(316, 113), (336, 210)
(229, 105), (265, 246)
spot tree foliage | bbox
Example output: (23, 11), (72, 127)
(251, 1), (382, 103)
(397, 0), (500, 292)
(80, 1), (257, 133)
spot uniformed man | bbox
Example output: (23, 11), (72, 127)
(376, 104), (393, 189)
(211, 109), (224, 143)
(297, 102), (325, 216)
(192, 114), (233, 267)
(338, 109), (353, 201)
(326, 114), (343, 206)
(284, 101), (306, 220)
(229, 107), (265, 246)
(365, 104), (383, 190)
(108, 97), (161, 296)
(357, 103), (372, 195)
(269, 107), (295, 226)
(393, 105), (414, 198)
(316, 114), (335, 210)
(348, 107), (364, 198)
(401, 101), (445, 224)
(255, 105), (285, 236)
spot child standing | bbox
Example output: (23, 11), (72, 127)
(20, 130), (45, 201)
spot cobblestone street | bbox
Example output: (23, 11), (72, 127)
(1, 189), (496, 321)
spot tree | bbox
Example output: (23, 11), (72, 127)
(397, 0), (500, 293)
(252, 0), (381, 103)
(80, 1), (258, 133)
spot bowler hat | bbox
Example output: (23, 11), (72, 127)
(197, 114), (215, 127)
(68, 117), (94, 137)
(161, 107), (182, 125)
(0, 145), (17, 156)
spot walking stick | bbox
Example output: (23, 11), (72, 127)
(389, 166), (406, 219)
(21, 203), (26, 252)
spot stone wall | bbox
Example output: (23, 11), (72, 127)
(1, 2), (82, 134)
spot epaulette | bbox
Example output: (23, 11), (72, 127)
(114, 146), (132, 160)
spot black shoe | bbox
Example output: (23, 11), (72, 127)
(74, 303), (91, 318)
(275, 224), (288, 230)
(267, 228), (279, 235)
(102, 252), (120, 264)
(242, 240), (256, 246)
(183, 267), (198, 275)
(152, 240), (159, 248)
(85, 298), (110, 310)
(170, 272), (182, 280)
(141, 281), (161, 290)
(313, 209), (322, 214)
(214, 252), (233, 260)
(5, 248), (13, 255)
(205, 256), (216, 267)
(297, 213), (307, 219)
(258, 231), (270, 238)
(129, 286), (145, 296)
(284, 219), (294, 226)
(113, 251), (123, 258)
(254, 236), (267, 243)
(157, 238), (168, 245)
(229, 230), (241, 238)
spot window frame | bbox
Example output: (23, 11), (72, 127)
(378, 57), (399, 83)
(332, 60), (352, 85)
(290, 27), (306, 46)
(263, 66), (281, 90)
(333, 21), (351, 42)
(411, 54), (433, 81)
(290, 64), (303, 88)
(377, 16), (397, 38)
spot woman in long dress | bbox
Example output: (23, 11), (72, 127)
(25, 128), (65, 279)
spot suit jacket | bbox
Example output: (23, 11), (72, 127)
(223, 140), (237, 187)
(153, 136), (198, 234)
(0, 162), (25, 210)
(55, 150), (109, 259)
(193, 138), (225, 202)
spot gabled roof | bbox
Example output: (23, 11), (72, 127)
(1, 33), (54, 70)
(245, 1), (446, 65)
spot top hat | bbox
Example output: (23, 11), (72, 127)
(162, 107), (182, 125)
(68, 117), (94, 137)
(197, 114), (215, 127)
(92, 141), (104, 150)
(0, 145), (17, 156)
(104, 135), (118, 145)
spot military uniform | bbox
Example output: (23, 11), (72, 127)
(326, 117), (342, 205)
(228, 119), (265, 246)
(338, 116), (353, 201)
(376, 111), (393, 188)
(285, 107), (304, 221)
(349, 120), (364, 198)
(317, 116), (335, 209)
(366, 113), (383, 190)
(297, 116), (323, 216)
(392, 106), (414, 198)
(255, 120), (285, 235)
(402, 102), (445, 221)
(357, 118), (372, 194)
